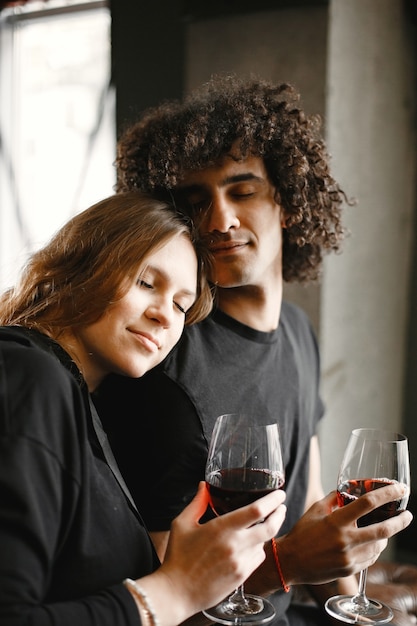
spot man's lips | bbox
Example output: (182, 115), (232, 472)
(209, 241), (247, 253)
(130, 330), (161, 353)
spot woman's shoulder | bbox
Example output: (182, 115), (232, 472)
(0, 326), (86, 440)
(0, 326), (71, 383)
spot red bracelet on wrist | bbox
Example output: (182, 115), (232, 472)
(271, 538), (291, 593)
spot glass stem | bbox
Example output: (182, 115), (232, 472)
(351, 568), (370, 611)
(226, 583), (264, 615)
(228, 584), (247, 606)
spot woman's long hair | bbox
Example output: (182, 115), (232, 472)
(0, 192), (213, 337)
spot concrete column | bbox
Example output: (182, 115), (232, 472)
(320, 0), (416, 500)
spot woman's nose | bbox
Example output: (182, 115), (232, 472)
(146, 298), (172, 327)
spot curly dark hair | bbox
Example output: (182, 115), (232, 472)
(116, 74), (349, 283)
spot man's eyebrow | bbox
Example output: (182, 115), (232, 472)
(178, 172), (264, 192)
(222, 173), (264, 185)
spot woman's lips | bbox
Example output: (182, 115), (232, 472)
(131, 330), (160, 353)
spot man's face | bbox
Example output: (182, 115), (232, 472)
(176, 154), (284, 289)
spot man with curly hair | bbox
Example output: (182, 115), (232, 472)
(95, 75), (417, 626)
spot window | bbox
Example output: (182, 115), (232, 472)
(0, 0), (115, 289)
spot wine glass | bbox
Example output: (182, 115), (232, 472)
(325, 428), (410, 625)
(203, 412), (285, 625)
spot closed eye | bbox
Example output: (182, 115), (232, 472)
(233, 191), (255, 198)
(174, 302), (186, 314)
(138, 278), (153, 289)
(188, 198), (210, 215)
(138, 279), (189, 315)
(229, 182), (259, 198)
(175, 189), (210, 215)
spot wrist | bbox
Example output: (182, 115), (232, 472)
(271, 538), (291, 593)
(124, 579), (160, 626)
(130, 570), (193, 626)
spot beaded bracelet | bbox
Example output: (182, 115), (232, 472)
(123, 578), (160, 626)
(271, 538), (291, 593)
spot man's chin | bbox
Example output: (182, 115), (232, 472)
(209, 268), (249, 289)
(211, 280), (245, 289)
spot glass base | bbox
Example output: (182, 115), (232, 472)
(325, 594), (394, 625)
(203, 594), (276, 625)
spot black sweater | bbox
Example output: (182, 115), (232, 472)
(0, 327), (158, 625)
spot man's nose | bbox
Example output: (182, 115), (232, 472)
(204, 194), (240, 233)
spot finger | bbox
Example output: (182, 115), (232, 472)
(220, 490), (287, 530)
(320, 490), (339, 512)
(262, 502), (287, 536)
(177, 482), (209, 524)
(227, 501), (287, 549)
(336, 483), (409, 524)
(354, 509), (413, 541)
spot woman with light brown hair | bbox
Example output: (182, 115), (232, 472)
(0, 191), (286, 626)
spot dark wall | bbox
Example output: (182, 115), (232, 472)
(110, 0), (186, 136)
(110, 0), (329, 136)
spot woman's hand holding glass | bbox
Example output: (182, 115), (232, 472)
(202, 413), (286, 625)
(136, 481), (286, 626)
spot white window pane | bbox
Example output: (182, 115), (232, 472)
(0, 1), (115, 290)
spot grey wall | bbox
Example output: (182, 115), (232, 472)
(320, 0), (416, 488)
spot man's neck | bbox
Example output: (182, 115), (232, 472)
(216, 282), (283, 332)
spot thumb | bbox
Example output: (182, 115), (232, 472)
(307, 491), (338, 514)
(178, 482), (210, 524)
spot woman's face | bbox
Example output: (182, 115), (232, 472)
(72, 234), (198, 390)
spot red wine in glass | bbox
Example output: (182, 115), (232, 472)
(337, 478), (408, 526)
(203, 413), (285, 626)
(207, 468), (285, 516)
